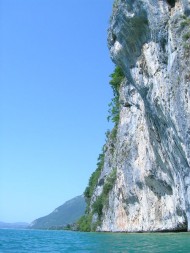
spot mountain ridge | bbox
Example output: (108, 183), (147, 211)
(29, 195), (86, 229)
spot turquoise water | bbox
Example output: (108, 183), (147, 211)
(0, 229), (190, 253)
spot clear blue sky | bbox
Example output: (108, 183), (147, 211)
(0, 0), (115, 223)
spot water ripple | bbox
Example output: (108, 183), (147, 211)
(0, 229), (190, 253)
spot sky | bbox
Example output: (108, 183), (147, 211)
(0, 0), (115, 223)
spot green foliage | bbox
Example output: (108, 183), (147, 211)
(84, 170), (100, 200)
(79, 67), (124, 232)
(181, 14), (187, 20)
(183, 43), (190, 50)
(107, 66), (124, 126)
(92, 168), (117, 219)
(80, 168), (117, 232)
(65, 224), (71, 230)
(183, 32), (190, 41)
(92, 195), (104, 217)
(91, 220), (102, 231)
(109, 125), (118, 142)
(77, 213), (102, 232)
(109, 66), (125, 97)
(107, 97), (120, 124)
(79, 149), (107, 232)
(180, 16), (190, 28)
(84, 153), (104, 202)
(103, 169), (117, 195)
(180, 15), (190, 52)
(77, 214), (92, 232)
(105, 129), (111, 139)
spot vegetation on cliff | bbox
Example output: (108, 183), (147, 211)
(77, 150), (105, 232)
(107, 66), (124, 125)
(84, 153), (105, 206)
(181, 15), (190, 53)
(77, 168), (117, 232)
(92, 168), (117, 218)
(77, 66), (124, 232)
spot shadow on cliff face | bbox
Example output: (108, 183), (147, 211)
(143, 103), (189, 231)
(145, 175), (173, 197)
(167, 0), (176, 8)
(108, 0), (150, 69)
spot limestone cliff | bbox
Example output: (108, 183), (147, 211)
(84, 0), (190, 232)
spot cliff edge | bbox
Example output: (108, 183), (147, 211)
(80, 0), (190, 232)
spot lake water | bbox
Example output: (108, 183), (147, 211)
(0, 229), (190, 253)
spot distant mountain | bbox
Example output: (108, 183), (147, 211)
(0, 222), (29, 229)
(29, 195), (86, 229)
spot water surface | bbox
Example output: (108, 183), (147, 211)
(0, 229), (190, 252)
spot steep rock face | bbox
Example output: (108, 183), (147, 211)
(91, 0), (190, 232)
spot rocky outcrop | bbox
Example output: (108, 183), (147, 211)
(90, 0), (190, 232)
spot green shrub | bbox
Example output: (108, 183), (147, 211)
(92, 168), (117, 219)
(110, 125), (118, 142)
(107, 66), (125, 125)
(107, 97), (120, 124)
(77, 214), (92, 232)
(183, 43), (190, 50)
(84, 152), (105, 202)
(109, 66), (125, 96)
(103, 169), (117, 195)
(180, 18), (190, 28)
(183, 32), (190, 41)
(92, 195), (104, 217)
